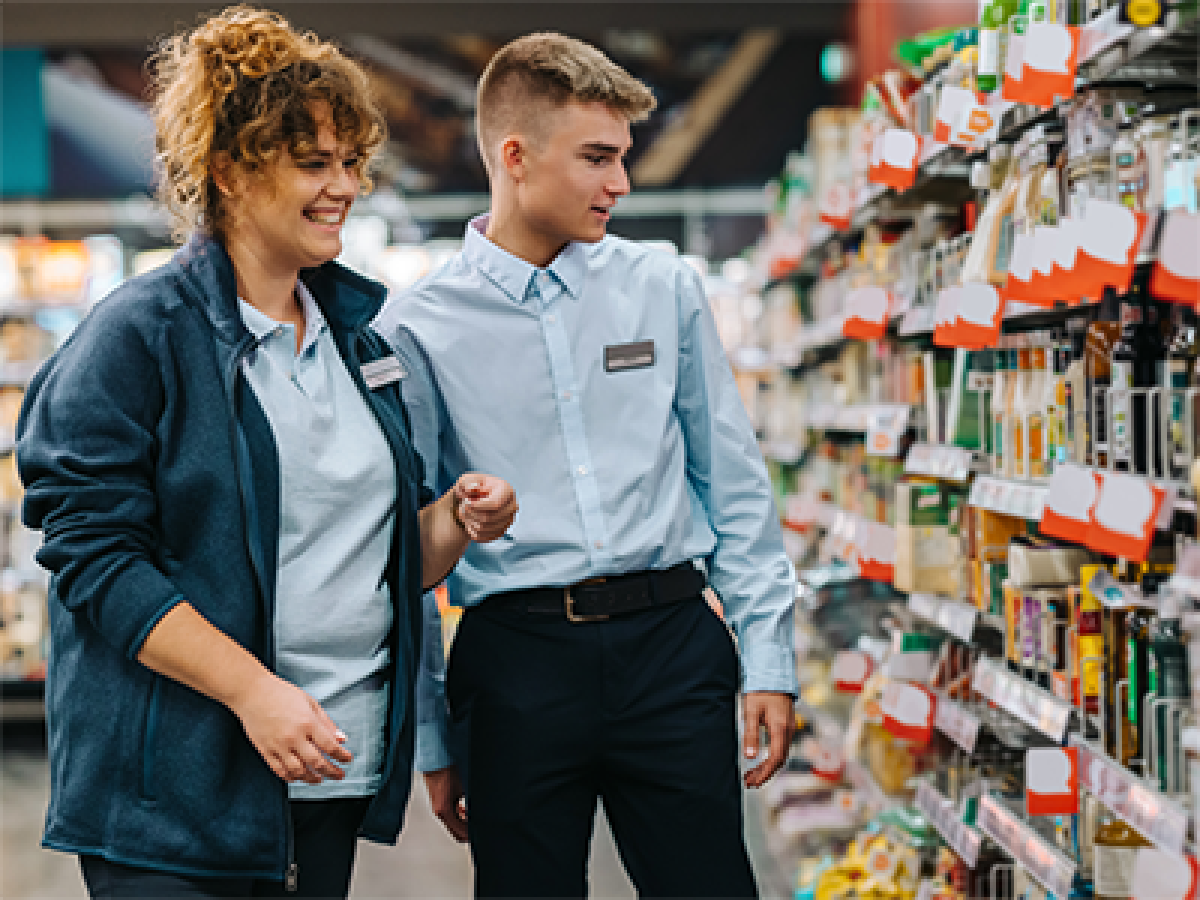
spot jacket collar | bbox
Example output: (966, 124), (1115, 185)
(172, 232), (388, 346)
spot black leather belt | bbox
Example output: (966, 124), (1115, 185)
(486, 562), (706, 622)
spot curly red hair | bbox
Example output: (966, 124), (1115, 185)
(149, 5), (386, 241)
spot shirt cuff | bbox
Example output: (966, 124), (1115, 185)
(740, 643), (799, 697)
(414, 720), (454, 774)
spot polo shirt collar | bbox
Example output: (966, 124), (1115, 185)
(463, 214), (587, 304)
(238, 280), (328, 351)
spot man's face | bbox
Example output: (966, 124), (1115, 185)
(515, 100), (632, 249)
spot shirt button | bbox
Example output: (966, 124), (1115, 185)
(594, 541), (604, 550)
(561, 391), (572, 401)
(576, 465), (587, 476)
(546, 313), (556, 324)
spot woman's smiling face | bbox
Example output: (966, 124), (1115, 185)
(219, 101), (362, 275)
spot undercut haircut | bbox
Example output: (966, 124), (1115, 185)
(475, 32), (657, 175)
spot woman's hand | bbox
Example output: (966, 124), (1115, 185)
(452, 473), (517, 543)
(229, 669), (353, 784)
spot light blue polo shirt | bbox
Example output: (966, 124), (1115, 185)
(239, 282), (396, 799)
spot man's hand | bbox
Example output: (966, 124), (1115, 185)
(453, 474), (517, 543)
(424, 765), (468, 842)
(741, 691), (794, 788)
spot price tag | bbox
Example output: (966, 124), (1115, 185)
(937, 599), (979, 643)
(869, 128), (921, 192)
(1040, 463), (1100, 543)
(978, 795), (1076, 899)
(935, 695), (982, 754)
(909, 592), (942, 623)
(882, 681), (936, 745)
(1026, 746), (1079, 816)
(832, 649), (874, 693)
(866, 404), (910, 458)
(1071, 735), (1189, 855)
(819, 182), (854, 232)
(843, 285), (891, 341)
(1130, 848), (1198, 900)
(916, 782), (983, 869)
(1087, 470), (1167, 563)
(1151, 210), (1200, 307)
(899, 304), (937, 336)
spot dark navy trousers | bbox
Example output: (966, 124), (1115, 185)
(447, 594), (758, 899)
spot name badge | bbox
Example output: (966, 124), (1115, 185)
(604, 340), (655, 373)
(361, 355), (405, 389)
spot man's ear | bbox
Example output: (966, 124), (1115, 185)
(497, 135), (526, 182)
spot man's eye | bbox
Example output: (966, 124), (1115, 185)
(586, 155), (607, 165)
(344, 158), (360, 170)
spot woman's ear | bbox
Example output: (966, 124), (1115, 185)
(210, 152), (235, 197)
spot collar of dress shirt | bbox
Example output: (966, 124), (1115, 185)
(463, 214), (589, 305)
(238, 279), (328, 352)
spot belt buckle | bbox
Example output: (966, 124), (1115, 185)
(564, 581), (610, 623)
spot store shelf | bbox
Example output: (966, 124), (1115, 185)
(909, 592), (1002, 644)
(977, 794), (1076, 899)
(934, 694), (984, 755)
(802, 402), (911, 435)
(968, 476), (1047, 522)
(915, 782), (982, 868)
(972, 656), (1073, 743)
(1070, 735), (1190, 857)
(0, 680), (45, 723)
(845, 758), (898, 811)
(904, 443), (973, 483)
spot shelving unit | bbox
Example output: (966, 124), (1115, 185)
(747, 5), (1200, 895)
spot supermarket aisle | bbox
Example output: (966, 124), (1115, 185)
(2, 721), (786, 899)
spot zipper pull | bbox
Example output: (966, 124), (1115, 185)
(285, 863), (299, 893)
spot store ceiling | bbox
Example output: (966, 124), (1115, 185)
(6, 1), (850, 195)
(5, 2), (849, 46)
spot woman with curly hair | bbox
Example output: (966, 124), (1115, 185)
(16, 6), (517, 897)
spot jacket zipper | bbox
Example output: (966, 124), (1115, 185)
(226, 337), (296, 890)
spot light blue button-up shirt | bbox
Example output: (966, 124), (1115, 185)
(378, 216), (797, 773)
(239, 283), (396, 798)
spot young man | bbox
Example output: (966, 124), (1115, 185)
(379, 33), (797, 898)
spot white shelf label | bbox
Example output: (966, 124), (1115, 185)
(969, 476), (1048, 522)
(978, 794), (1076, 899)
(1070, 736), (1189, 857)
(905, 443), (972, 483)
(935, 695), (982, 755)
(973, 657), (1072, 742)
(916, 782), (983, 869)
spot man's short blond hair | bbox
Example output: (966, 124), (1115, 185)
(475, 33), (657, 175)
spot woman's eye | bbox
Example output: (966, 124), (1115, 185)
(343, 158), (360, 170)
(586, 155), (606, 165)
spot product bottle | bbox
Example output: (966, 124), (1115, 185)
(1123, 592), (1155, 774)
(1065, 319), (1089, 464)
(1076, 571), (1104, 716)
(977, 0), (1019, 93)
(1086, 292), (1123, 468)
(991, 337), (1010, 474)
(1092, 808), (1151, 899)
(1148, 582), (1190, 793)
(1111, 284), (1165, 476)
(1011, 337), (1034, 477)
(1164, 306), (1198, 482)
(1045, 328), (1068, 474)
(1028, 334), (1050, 479)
